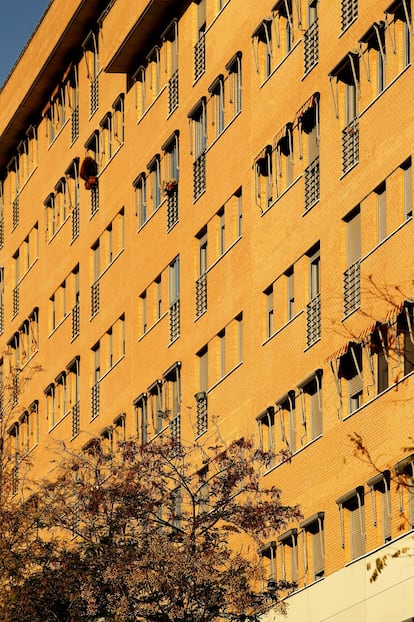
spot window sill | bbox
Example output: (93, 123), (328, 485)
(344, 528), (414, 568)
(136, 84), (167, 124)
(98, 354), (125, 383)
(262, 309), (303, 346)
(98, 141), (125, 177)
(359, 213), (412, 265)
(259, 39), (302, 88)
(359, 63), (411, 120)
(49, 311), (72, 337)
(206, 110), (242, 153)
(16, 256), (39, 288)
(260, 174), (302, 216)
(138, 311), (168, 341)
(47, 118), (70, 150)
(47, 214), (71, 243)
(263, 433), (323, 476)
(206, 361), (243, 394)
(137, 202), (163, 232)
(339, 17), (358, 38)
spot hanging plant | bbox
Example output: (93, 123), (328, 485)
(80, 156), (98, 190)
(162, 179), (178, 196)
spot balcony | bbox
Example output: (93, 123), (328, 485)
(91, 184), (99, 217)
(343, 260), (360, 316)
(72, 205), (80, 241)
(193, 153), (206, 201)
(304, 156), (320, 212)
(71, 401), (80, 438)
(167, 187), (179, 231)
(90, 77), (99, 116)
(194, 35), (205, 82)
(342, 118), (359, 175)
(304, 19), (318, 74)
(306, 293), (321, 347)
(169, 299), (180, 343)
(195, 273), (207, 317)
(12, 197), (19, 229)
(168, 70), (179, 115)
(91, 382), (100, 420)
(196, 395), (208, 437)
(71, 105), (79, 142)
(72, 302), (80, 339)
(12, 285), (19, 317)
(91, 280), (100, 317)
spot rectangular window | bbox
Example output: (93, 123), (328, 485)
(306, 245), (321, 346)
(394, 454), (414, 530)
(376, 182), (387, 243)
(278, 528), (298, 587)
(209, 75), (225, 137)
(257, 406), (276, 464)
(276, 391), (296, 454)
(337, 487), (365, 561)
(368, 471), (391, 544)
(264, 285), (274, 338)
(275, 124), (294, 196)
(65, 158), (80, 240)
(83, 30), (99, 116)
(301, 512), (325, 582)
(402, 158), (412, 219)
(330, 54), (359, 173)
(147, 46), (161, 101)
(226, 51), (242, 116)
(134, 393), (148, 444)
(134, 174), (147, 227)
(148, 380), (164, 436)
(196, 347), (208, 436)
(189, 98), (207, 200)
(162, 19), (179, 114)
(163, 362), (181, 419)
(169, 256), (180, 342)
(359, 22), (386, 97)
(147, 155), (161, 214)
(273, 0), (294, 56)
(344, 207), (361, 316)
(260, 541), (277, 590)
(194, 0), (206, 80)
(297, 369), (323, 442)
(100, 113), (112, 167)
(133, 66), (146, 118)
(285, 266), (295, 321)
(254, 146), (273, 210)
(252, 20), (273, 81)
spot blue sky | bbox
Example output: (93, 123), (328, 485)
(0, 1), (51, 87)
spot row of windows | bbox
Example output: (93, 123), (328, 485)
(261, 458), (414, 594)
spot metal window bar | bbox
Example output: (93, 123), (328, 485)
(195, 273), (207, 317)
(71, 205), (80, 241)
(304, 156), (320, 211)
(168, 69), (179, 114)
(304, 18), (319, 74)
(169, 299), (180, 343)
(196, 395), (208, 436)
(341, 0), (358, 32)
(90, 76), (99, 116)
(12, 197), (19, 229)
(167, 187), (179, 230)
(72, 302), (80, 339)
(91, 382), (100, 419)
(170, 414), (181, 444)
(91, 280), (100, 317)
(91, 184), (99, 216)
(71, 401), (80, 437)
(12, 285), (19, 317)
(342, 118), (359, 174)
(71, 104), (79, 142)
(193, 152), (206, 201)
(306, 292), (321, 347)
(194, 35), (206, 81)
(343, 260), (360, 316)
(12, 374), (19, 407)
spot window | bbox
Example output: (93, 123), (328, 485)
(304, 0), (319, 74)
(272, 0), (293, 56)
(260, 541), (277, 590)
(394, 454), (414, 530)
(133, 66), (146, 118)
(367, 471), (392, 544)
(257, 406), (276, 464)
(147, 155), (161, 214)
(134, 393), (148, 444)
(301, 512), (325, 582)
(43, 84), (67, 144)
(359, 22), (386, 97)
(196, 347), (208, 436)
(341, 0), (358, 32)
(343, 207), (361, 316)
(84, 132), (100, 215)
(252, 20), (273, 81)
(163, 361), (181, 420)
(286, 266), (295, 321)
(369, 323), (389, 394)
(65, 158), (80, 241)
(298, 94), (320, 211)
(100, 113), (112, 167)
(254, 146), (273, 210)
(147, 46), (161, 102)
(19, 401), (39, 455)
(169, 256), (180, 342)
(112, 94), (124, 147)
(278, 528), (298, 588)
(194, 0), (206, 81)
(297, 369), (323, 442)
(341, 342), (363, 414)
(275, 123), (294, 196)
(337, 487), (365, 561)
(45, 383), (56, 428)
(376, 182), (387, 242)
(113, 413), (126, 447)
(264, 285), (274, 338)
(226, 51), (242, 117)
(134, 174), (147, 227)
(385, 0), (411, 71)
(83, 30), (99, 116)
(330, 54), (359, 174)
(198, 465), (210, 515)
(276, 390), (296, 454)
(196, 228), (208, 317)
(209, 75), (225, 138)
(402, 158), (412, 219)
(162, 131), (180, 231)
(139, 291), (147, 335)
(67, 356), (80, 437)
(306, 245), (321, 347)
(148, 379), (164, 436)
(68, 64), (79, 142)
(188, 98), (207, 201)
(162, 19), (179, 114)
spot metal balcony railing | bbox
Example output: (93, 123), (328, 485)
(168, 70), (179, 115)
(304, 19), (319, 74)
(193, 153), (206, 201)
(169, 299), (180, 343)
(12, 197), (19, 229)
(12, 285), (19, 317)
(91, 383), (100, 420)
(195, 273), (207, 317)
(71, 105), (79, 142)
(91, 184), (99, 216)
(71, 401), (80, 437)
(306, 293), (321, 347)
(196, 396), (208, 437)
(91, 280), (100, 317)
(72, 302), (80, 339)
(194, 36), (205, 81)
(72, 205), (80, 241)
(90, 77), (99, 116)
(304, 156), (320, 211)
(167, 188), (179, 230)
(341, 0), (358, 31)
(0, 216), (4, 248)
(170, 414), (181, 444)
(342, 118), (359, 174)
(343, 260), (360, 316)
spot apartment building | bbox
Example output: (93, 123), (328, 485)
(0, 0), (413, 619)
